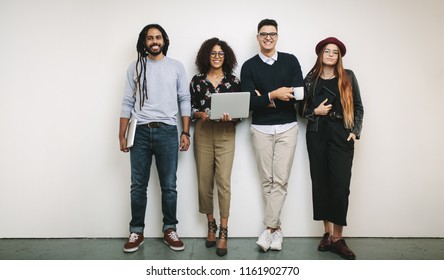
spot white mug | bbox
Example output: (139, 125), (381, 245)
(292, 87), (304, 100)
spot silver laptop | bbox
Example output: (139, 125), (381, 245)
(210, 92), (250, 120)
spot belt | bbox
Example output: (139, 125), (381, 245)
(141, 122), (166, 128)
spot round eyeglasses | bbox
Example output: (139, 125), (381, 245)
(324, 49), (339, 56)
(210, 51), (225, 58)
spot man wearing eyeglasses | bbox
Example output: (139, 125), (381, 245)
(240, 18), (304, 252)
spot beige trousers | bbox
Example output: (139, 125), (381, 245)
(193, 120), (236, 218)
(250, 125), (298, 228)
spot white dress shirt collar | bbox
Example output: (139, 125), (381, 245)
(259, 51), (278, 65)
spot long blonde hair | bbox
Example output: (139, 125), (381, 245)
(308, 45), (354, 128)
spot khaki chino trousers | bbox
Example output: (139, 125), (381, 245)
(250, 125), (298, 228)
(193, 119), (236, 218)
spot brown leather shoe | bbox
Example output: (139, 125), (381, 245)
(330, 239), (356, 260)
(123, 232), (144, 253)
(317, 232), (331, 251)
(163, 229), (185, 251)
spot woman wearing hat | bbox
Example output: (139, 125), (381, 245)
(300, 37), (364, 260)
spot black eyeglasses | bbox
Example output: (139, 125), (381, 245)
(210, 51), (225, 58)
(258, 32), (278, 39)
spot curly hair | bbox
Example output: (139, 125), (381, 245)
(195, 37), (237, 75)
(134, 24), (170, 110)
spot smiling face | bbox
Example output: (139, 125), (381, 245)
(257, 25), (278, 55)
(209, 44), (225, 70)
(322, 43), (339, 66)
(145, 27), (164, 58)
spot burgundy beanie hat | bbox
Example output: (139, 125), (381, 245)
(315, 37), (346, 57)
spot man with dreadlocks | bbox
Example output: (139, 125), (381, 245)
(119, 24), (191, 253)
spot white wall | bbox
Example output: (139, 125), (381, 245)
(1, 0), (443, 238)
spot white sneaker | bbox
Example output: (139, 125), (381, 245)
(270, 229), (283, 251)
(256, 229), (272, 252)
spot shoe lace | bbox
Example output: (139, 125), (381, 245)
(259, 230), (272, 241)
(272, 230), (283, 239)
(167, 231), (180, 241)
(128, 233), (139, 243)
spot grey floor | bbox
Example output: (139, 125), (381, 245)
(1, 237), (443, 260)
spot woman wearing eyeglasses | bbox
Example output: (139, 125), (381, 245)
(190, 37), (240, 256)
(300, 37), (364, 260)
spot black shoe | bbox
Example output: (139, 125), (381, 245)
(330, 239), (356, 260)
(317, 232), (331, 251)
(216, 226), (228, 256)
(206, 219), (217, 248)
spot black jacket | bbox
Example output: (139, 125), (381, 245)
(300, 69), (364, 138)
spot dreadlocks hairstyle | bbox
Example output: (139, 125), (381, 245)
(195, 37), (237, 75)
(133, 24), (170, 110)
(307, 45), (354, 129)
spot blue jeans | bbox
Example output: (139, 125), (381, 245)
(129, 124), (179, 233)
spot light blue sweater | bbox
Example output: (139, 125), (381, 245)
(120, 56), (191, 125)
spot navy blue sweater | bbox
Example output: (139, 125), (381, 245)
(241, 52), (304, 125)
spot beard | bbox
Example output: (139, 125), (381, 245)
(146, 43), (164, 56)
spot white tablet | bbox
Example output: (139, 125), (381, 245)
(126, 116), (137, 148)
(210, 92), (250, 120)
